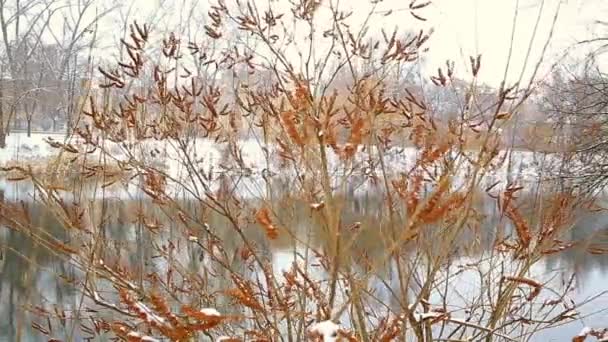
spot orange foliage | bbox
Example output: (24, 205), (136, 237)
(503, 276), (542, 301)
(280, 110), (305, 147)
(342, 117), (366, 159)
(500, 188), (531, 250)
(256, 207), (279, 240)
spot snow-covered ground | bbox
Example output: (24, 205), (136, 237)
(0, 131), (63, 164)
(0, 132), (558, 201)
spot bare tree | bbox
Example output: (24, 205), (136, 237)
(541, 55), (608, 195)
(42, 0), (116, 134)
(0, 0), (115, 146)
(0, 0), (57, 146)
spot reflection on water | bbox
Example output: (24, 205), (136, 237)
(1, 179), (608, 341)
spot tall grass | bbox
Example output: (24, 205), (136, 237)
(0, 1), (605, 341)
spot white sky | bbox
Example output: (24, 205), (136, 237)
(423, 0), (607, 86)
(314, 0), (608, 86)
(47, 0), (608, 88)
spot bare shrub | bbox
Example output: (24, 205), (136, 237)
(1, 1), (604, 341)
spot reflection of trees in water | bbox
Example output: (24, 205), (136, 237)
(0, 203), (77, 341)
(2, 185), (608, 339)
(544, 212), (608, 288)
(1, 204), (68, 291)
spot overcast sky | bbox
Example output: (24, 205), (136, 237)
(77, 0), (608, 88)
(318, 0), (608, 86)
(422, 0), (607, 86)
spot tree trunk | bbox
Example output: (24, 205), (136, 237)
(0, 98), (4, 148)
(26, 117), (31, 137)
(12, 112), (16, 131)
(0, 126), (5, 148)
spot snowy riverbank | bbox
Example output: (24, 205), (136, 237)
(1, 132), (558, 201)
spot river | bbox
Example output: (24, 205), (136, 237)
(0, 177), (607, 341)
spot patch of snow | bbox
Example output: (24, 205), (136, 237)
(310, 202), (325, 210)
(308, 320), (340, 342)
(412, 311), (444, 322)
(578, 327), (593, 337)
(134, 301), (168, 326)
(127, 331), (160, 342)
(200, 308), (221, 317)
(216, 337), (239, 341)
(575, 327), (608, 342)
